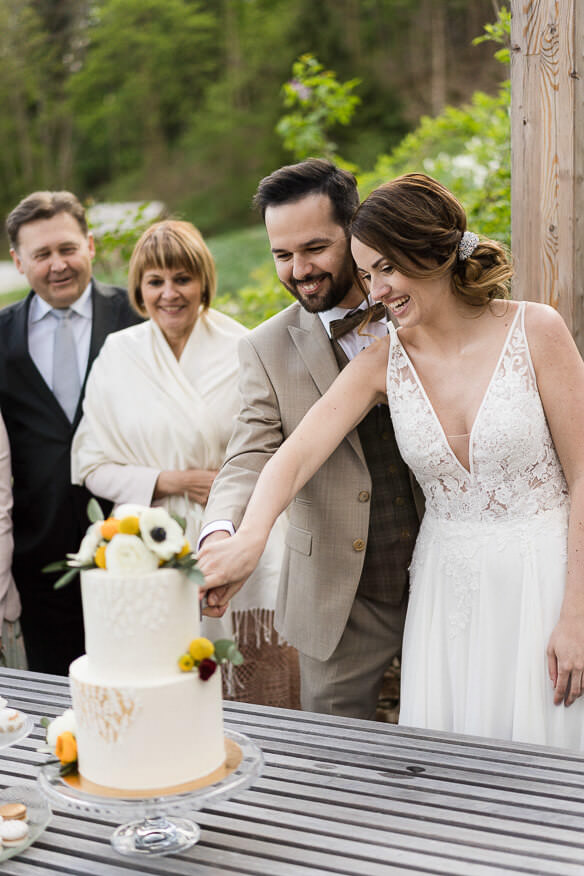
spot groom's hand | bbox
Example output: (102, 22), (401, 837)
(198, 530), (245, 617)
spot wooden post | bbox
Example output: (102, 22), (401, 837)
(510, 0), (584, 352)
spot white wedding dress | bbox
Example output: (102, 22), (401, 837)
(387, 302), (584, 749)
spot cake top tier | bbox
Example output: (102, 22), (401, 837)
(80, 568), (200, 684)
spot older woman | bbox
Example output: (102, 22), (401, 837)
(0, 411), (26, 668)
(72, 221), (299, 707)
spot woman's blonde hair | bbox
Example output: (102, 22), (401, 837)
(351, 173), (512, 307)
(128, 220), (216, 316)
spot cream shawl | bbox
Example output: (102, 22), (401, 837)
(71, 310), (285, 641)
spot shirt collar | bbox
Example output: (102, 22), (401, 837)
(29, 281), (93, 324)
(318, 297), (386, 339)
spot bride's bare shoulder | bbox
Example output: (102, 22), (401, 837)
(523, 300), (570, 337)
(523, 300), (580, 367)
(357, 334), (391, 368)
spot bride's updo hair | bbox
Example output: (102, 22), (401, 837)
(351, 173), (512, 307)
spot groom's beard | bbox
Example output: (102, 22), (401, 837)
(285, 256), (355, 313)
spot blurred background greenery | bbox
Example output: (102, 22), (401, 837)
(0, 0), (510, 326)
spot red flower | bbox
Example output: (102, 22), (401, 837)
(198, 658), (217, 681)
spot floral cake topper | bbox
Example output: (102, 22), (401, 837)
(44, 499), (203, 589)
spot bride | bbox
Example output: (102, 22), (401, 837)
(198, 173), (584, 749)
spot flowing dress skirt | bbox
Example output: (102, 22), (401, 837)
(399, 505), (584, 750)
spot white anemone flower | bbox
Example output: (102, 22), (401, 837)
(67, 522), (103, 567)
(139, 507), (184, 560)
(106, 534), (159, 574)
(114, 503), (148, 519)
(46, 709), (77, 751)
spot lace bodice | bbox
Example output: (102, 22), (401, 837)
(386, 303), (569, 522)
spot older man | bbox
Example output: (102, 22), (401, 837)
(0, 191), (141, 674)
(200, 160), (421, 718)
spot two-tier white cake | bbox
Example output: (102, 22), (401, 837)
(69, 568), (225, 792)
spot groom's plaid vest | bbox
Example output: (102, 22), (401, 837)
(332, 340), (418, 603)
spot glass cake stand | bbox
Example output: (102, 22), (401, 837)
(37, 728), (263, 857)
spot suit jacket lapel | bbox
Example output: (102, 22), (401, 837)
(7, 293), (69, 422)
(288, 308), (364, 463)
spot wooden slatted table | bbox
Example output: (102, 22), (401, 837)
(0, 667), (583, 874)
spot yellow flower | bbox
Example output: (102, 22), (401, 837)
(178, 653), (195, 672)
(178, 540), (191, 559)
(188, 637), (214, 662)
(118, 515), (140, 535)
(55, 731), (77, 765)
(94, 545), (107, 569)
(101, 518), (120, 541)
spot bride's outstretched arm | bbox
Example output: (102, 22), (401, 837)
(528, 303), (584, 706)
(196, 338), (389, 604)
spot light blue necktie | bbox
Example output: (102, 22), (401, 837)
(52, 308), (81, 421)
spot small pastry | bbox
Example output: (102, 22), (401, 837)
(0, 803), (27, 821)
(0, 820), (29, 846)
(0, 709), (24, 733)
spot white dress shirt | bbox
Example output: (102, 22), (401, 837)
(28, 283), (93, 389)
(318, 301), (388, 358)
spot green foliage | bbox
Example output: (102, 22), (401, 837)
(276, 54), (361, 166)
(90, 204), (160, 285)
(358, 6), (511, 247)
(359, 84), (511, 246)
(86, 498), (105, 523)
(215, 262), (291, 329)
(213, 639), (244, 667)
(67, 0), (219, 187)
(473, 5), (511, 65)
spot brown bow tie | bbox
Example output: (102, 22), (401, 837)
(329, 302), (387, 340)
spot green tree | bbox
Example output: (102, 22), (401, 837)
(276, 54), (361, 166)
(67, 0), (218, 189)
(359, 7), (511, 246)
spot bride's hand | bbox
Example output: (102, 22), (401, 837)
(546, 615), (584, 706)
(197, 529), (265, 616)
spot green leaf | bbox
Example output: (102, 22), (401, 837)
(229, 649), (244, 667)
(53, 568), (81, 591)
(42, 560), (70, 573)
(87, 498), (105, 523)
(170, 512), (187, 532)
(39, 716), (50, 729)
(185, 565), (204, 587)
(213, 638), (243, 666)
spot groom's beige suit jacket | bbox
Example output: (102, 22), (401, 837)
(205, 301), (417, 661)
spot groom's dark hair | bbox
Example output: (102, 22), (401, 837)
(253, 158), (359, 230)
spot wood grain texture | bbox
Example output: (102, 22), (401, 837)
(0, 669), (583, 874)
(511, 0), (583, 351)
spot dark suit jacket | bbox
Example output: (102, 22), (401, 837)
(0, 281), (141, 665)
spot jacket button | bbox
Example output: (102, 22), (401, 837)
(358, 491), (370, 502)
(352, 538), (366, 551)
(394, 496), (405, 506)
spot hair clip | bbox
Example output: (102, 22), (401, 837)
(458, 231), (479, 261)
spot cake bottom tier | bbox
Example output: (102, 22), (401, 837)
(70, 656), (225, 791)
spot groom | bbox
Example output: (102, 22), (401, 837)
(200, 159), (420, 719)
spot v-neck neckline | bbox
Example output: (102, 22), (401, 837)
(392, 303), (523, 476)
